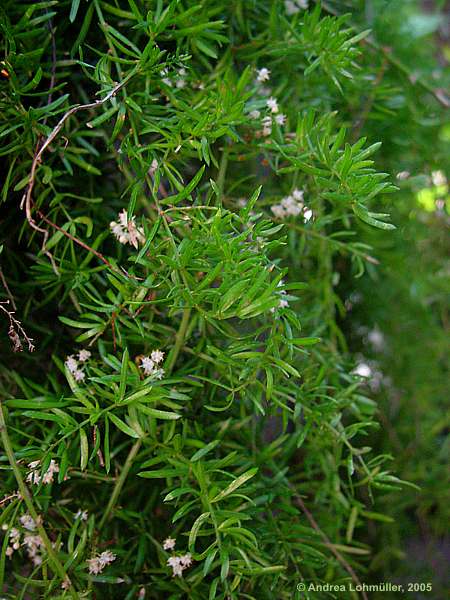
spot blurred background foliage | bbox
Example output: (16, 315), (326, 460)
(337, 0), (450, 595)
(0, 0), (448, 598)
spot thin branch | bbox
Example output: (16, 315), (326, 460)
(284, 222), (379, 265)
(165, 307), (192, 374)
(294, 493), (369, 600)
(98, 439), (142, 531)
(35, 207), (116, 271)
(0, 400), (77, 598)
(0, 267), (16, 310)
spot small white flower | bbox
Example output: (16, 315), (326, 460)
(179, 553), (192, 567)
(140, 356), (155, 376)
(167, 556), (184, 577)
(87, 551), (116, 575)
(23, 533), (44, 565)
(176, 79), (186, 89)
(284, 203), (302, 217)
(75, 509), (88, 521)
(163, 537), (176, 551)
(73, 369), (85, 382)
(110, 210), (145, 248)
(167, 553), (193, 577)
(8, 528), (21, 546)
(431, 170), (447, 186)
(78, 349), (91, 362)
(353, 362), (372, 378)
(266, 97), (279, 113)
(153, 368), (165, 380)
(20, 514), (36, 531)
(271, 204), (285, 218)
(367, 328), (385, 352)
(292, 188), (304, 201)
(151, 350), (165, 364)
(249, 110), (261, 119)
(396, 170), (410, 180)
(275, 113), (286, 125)
(65, 356), (78, 374)
(5, 546), (13, 557)
(178, 67), (187, 77)
(99, 550), (116, 566)
(303, 208), (313, 221)
(256, 67), (270, 83)
(26, 459), (59, 486)
(285, 0), (308, 15)
(149, 158), (158, 176)
(162, 77), (172, 87)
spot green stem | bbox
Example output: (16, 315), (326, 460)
(0, 400), (77, 599)
(98, 438), (142, 531)
(216, 146), (229, 198)
(166, 307), (192, 374)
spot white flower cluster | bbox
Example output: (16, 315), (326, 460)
(26, 459), (59, 486)
(87, 550), (117, 575)
(249, 69), (287, 137)
(3, 515), (44, 566)
(160, 66), (188, 89)
(65, 349), (91, 383)
(270, 189), (313, 221)
(285, 0), (308, 15)
(110, 209), (145, 248)
(140, 349), (165, 379)
(163, 536), (193, 577)
(3, 525), (20, 558)
(167, 553), (193, 577)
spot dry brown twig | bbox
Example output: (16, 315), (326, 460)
(20, 74), (135, 271)
(0, 300), (35, 352)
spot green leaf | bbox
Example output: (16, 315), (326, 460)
(160, 165), (205, 205)
(138, 468), (186, 479)
(211, 468), (258, 503)
(191, 439), (220, 462)
(108, 413), (140, 438)
(69, 0), (81, 23)
(353, 203), (396, 230)
(119, 348), (129, 402)
(136, 404), (181, 420)
(79, 428), (88, 471)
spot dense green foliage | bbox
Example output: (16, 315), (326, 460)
(0, 1), (448, 598)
